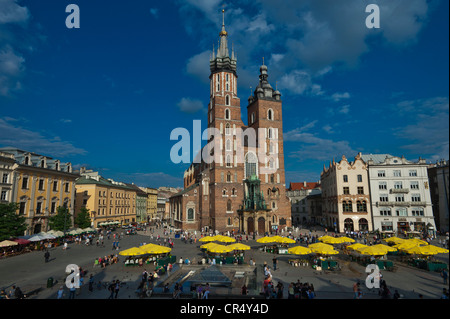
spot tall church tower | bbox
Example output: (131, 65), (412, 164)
(207, 9), (245, 231)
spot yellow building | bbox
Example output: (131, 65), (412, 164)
(74, 170), (138, 227)
(0, 147), (78, 235)
(139, 187), (158, 222)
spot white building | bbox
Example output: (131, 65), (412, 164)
(362, 154), (436, 237)
(0, 151), (16, 203)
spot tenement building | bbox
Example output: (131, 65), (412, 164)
(362, 154), (436, 237)
(320, 153), (373, 233)
(0, 147), (78, 235)
(169, 11), (292, 234)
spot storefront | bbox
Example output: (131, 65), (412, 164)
(397, 221), (410, 234)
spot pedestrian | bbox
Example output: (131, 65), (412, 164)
(68, 286), (76, 299)
(272, 256), (278, 271)
(108, 282), (115, 299)
(353, 282), (360, 299)
(114, 280), (120, 299)
(13, 286), (24, 299)
(441, 269), (448, 285)
(393, 290), (401, 299)
(57, 286), (65, 299)
(88, 274), (94, 293)
(44, 250), (50, 263)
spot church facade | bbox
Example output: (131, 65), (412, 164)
(169, 13), (291, 234)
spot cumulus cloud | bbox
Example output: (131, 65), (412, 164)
(177, 97), (205, 114)
(178, 0), (434, 97)
(0, 118), (87, 157)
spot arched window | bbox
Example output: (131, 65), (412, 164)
(251, 112), (255, 124)
(268, 109), (273, 120)
(245, 152), (258, 179)
(216, 74), (220, 91)
(226, 154), (232, 167)
(225, 123), (231, 135)
(226, 172), (232, 182)
(222, 188), (227, 196)
(225, 95), (230, 106)
(227, 199), (232, 211)
(225, 108), (230, 120)
(187, 208), (194, 221)
(268, 128), (273, 139)
(226, 139), (231, 151)
(232, 188), (236, 196)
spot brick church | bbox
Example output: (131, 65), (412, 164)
(169, 11), (291, 234)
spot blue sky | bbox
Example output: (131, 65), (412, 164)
(0, 0), (448, 188)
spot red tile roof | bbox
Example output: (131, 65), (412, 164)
(289, 182), (320, 191)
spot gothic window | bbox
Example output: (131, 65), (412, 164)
(227, 172), (232, 182)
(268, 109), (273, 120)
(226, 139), (231, 151)
(216, 74), (220, 91)
(225, 123), (231, 135)
(268, 127), (273, 139)
(187, 208), (194, 221)
(226, 154), (232, 167)
(232, 188), (236, 196)
(225, 108), (230, 119)
(227, 200), (232, 211)
(251, 112), (255, 124)
(225, 95), (230, 106)
(245, 152), (258, 179)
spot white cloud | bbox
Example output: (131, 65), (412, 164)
(0, 45), (25, 96)
(177, 97), (204, 114)
(338, 104), (350, 114)
(185, 50), (210, 84)
(0, 118), (87, 157)
(331, 92), (350, 102)
(0, 0), (29, 24)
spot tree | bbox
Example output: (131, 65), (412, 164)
(48, 206), (72, 232)
(74, 207), (91, 229)
(0, 203), (27, 241)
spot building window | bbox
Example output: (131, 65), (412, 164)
(379, 194), (389, 202)
(38, 179), (45, 191)
(22, 177), (28, 189)
(343, 175), (348, 183)
(0, 190), (7, 201)
(396, 208), (407, 216)
(409, 170), (417, 177)
(268, 109), (273, 120)
(379, 182), (387, 190)
(251, 112), (255, 124)
(65, 183), (70, 192)
(225, 95), (230, 106)
(53, 181), (58, 192)
(187, 208), (194, 221)
(411, 208), (424, 216)
(378, 170), (385, 177)
(411, 194), (421, 202)
(226, 139), (231, 151)
(227, 200), (232, 211)
(394, 182), (403, 189)
(51, 201), (57, 214)
(343, 187), (350, 195)
(232, 188), (236, 196)
(380, 209), (391, 216)
(2, 173), (8, 184)
(227, 172), (231, 183)
(393, 170), (401, 177)
(226, 155), (232, 167)
(225, 108), (230, 120)
(225, 123), (231, 135)
(410, 181), (419, 190)
(245, 152), (258, 179)
(357, 186), (364, 194)
(395, 194), (405, 202)
(357, 200), (367, 212)
(357, 174), (363, 183)
(36, 201), (42, 214)
(342, 201), (352, 212)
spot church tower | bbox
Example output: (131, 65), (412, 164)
(207, 9), (245, 231)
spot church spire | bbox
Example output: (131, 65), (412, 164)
(210, 7), (237, 75)
(218, 8), (229, 58)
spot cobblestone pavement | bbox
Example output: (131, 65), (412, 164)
(0, 226), (448, 299)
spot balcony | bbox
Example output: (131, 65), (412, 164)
(390, 188), (409, 194)
(376, 201), (427, 207)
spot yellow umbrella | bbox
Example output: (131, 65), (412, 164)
(213, 235), (236, 243)
(318, 236), (336, 242)
(384, 236), (406, 244)
(288, 246), (312, 255)
(256, 236), (278, 244)
(199, 236), (216, 242)
(140, 243), (171, 254)
(339, 237), (356, 243)
(308, 243), (339, 255)
(406, 238), (428, 246)
(346, 243), (368, 251)
(207, 244), (234, 254)
(119, 247), (147, 256)
(200, 242), (219, 249)
(276, 237), (296, 244)
(228, 243), (251, 251)
(405, 245), (449, 255)
(357, 245), (391, 256)
(372, 244), (397, 252)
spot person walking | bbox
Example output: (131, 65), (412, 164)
(108, 282), (115, 299)
(441, 269), (448, 285)
(68, 286), (76, 299)
(114, 280), (120, 299)
(57, 286), (65, 299)
(44, 250), (50, 263)
(272, 256), (278, 271)
(88, 274), (94, 293)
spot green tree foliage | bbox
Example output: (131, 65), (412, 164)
(0, 203), (27, 241)
(74, 207), (91, 229)
(48, 206), (72, 232)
